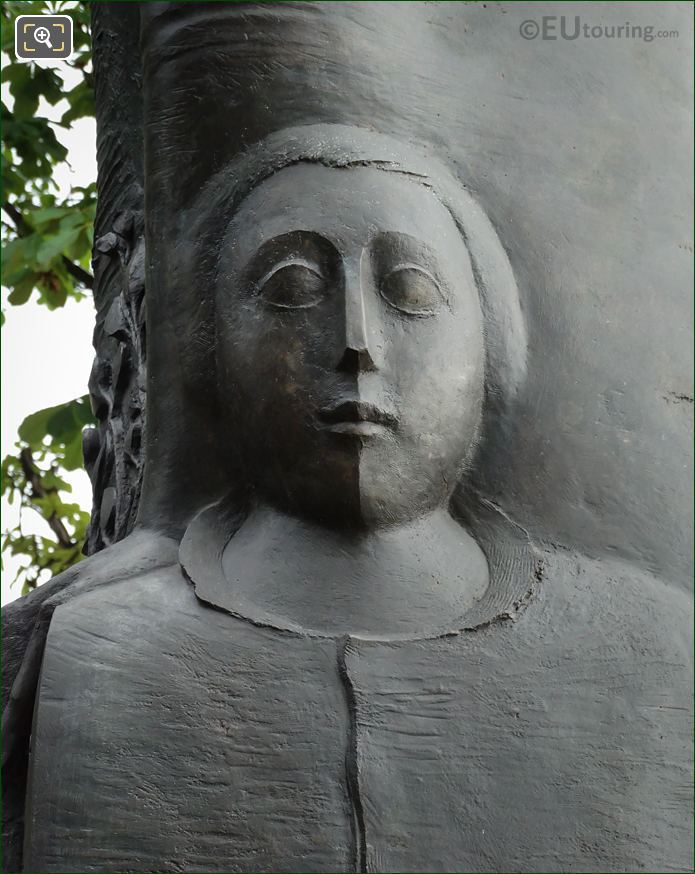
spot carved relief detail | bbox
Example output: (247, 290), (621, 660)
(82, 212), (146, 554)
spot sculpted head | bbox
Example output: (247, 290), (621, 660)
(217, 163), (484, 526)
(176, 125), (526, 530)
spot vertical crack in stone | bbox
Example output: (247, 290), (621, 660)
(337, 636), (367, 872)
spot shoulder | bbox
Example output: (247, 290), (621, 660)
(43, 531), (199, 648)
(47, 555), (201, 645)
(43, 539), (249, 670)
(2, 528), (179, 713)
(534, 545), (693, 667)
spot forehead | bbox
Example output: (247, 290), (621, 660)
(226, 163), (464, 257)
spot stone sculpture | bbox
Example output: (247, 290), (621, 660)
(3, 3), (692, 872)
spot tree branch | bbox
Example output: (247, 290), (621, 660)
(2, 201), (29, 234)
(19, 448), (74, 550)
(2, 201), (94, 289)
(61, 253), (93, 289)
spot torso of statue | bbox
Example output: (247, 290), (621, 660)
(24, 521), (692, 873)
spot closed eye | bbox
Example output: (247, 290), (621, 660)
(257, 258), (327, 310)
(379, 263), (444, 317)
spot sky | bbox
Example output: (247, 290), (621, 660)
(2, 57), (97, 605)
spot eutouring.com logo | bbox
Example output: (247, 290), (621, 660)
(519, 16), (679, 43)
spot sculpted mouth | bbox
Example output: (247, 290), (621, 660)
(318, 400), (399, 435)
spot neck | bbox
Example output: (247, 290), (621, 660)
(219, 502), (489, 639)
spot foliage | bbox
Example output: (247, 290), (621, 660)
(1, 0), (94, 313)
(2, 397), (95, 593)
(1, 0), (96, 594)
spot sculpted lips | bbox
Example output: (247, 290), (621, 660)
(318, 400), (399, 436)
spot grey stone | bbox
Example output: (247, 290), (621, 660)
(3, 3), (692, 872)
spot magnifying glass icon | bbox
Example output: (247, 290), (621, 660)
(34, 26), (53, 49)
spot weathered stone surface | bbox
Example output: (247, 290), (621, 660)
(3, 3), (692, 872)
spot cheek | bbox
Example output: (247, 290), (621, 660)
(386, 315), (485, 429)
(217, 307), (332, 419)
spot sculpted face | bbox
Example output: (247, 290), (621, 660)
(216, 163), (485, 527)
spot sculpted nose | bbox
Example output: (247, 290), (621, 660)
(338, 344), (375, 374)
(337, 260), (377, 374)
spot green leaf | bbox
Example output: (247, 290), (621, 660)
(36, 225), (82, 269)
(7, 274), (35, 305)
(41, 470), (71, 492)
(18, 408), (52, 446)
(30, 205), (74, 226)
(35, 271), (69, 309)
(62, 432), (85, 471)
(46, 404), (80, 441)
(2, 235), (42, 280)
(18, 396), (95, 450)
(61, 80), (95, 126)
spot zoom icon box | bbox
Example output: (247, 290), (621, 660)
(15, 15), (73, 61)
